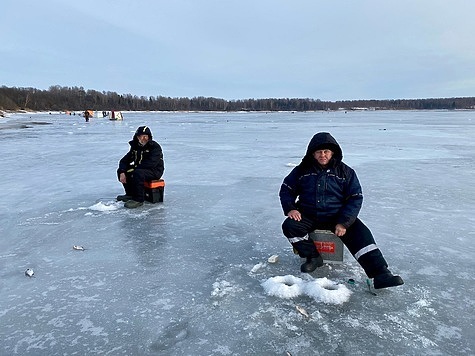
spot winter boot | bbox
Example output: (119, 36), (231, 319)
(300, 255), (324, 273)
(117, 195), (132, 202)
(374, 272), (404, 289)
(124, 200), (144, 209)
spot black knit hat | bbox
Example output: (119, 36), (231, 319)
(135, 126), (152, 139)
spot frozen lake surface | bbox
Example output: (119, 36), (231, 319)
(1, 110), (474, 355)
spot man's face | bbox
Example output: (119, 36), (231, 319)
(313, 149), (333, 167)
(137, 134), (149, 146)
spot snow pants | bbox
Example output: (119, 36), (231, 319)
(282, 215), (389, 278)
(117, 168), (159, 203)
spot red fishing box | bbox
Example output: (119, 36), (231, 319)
(309, 229), (344, 264)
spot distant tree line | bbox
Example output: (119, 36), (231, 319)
(1, 85), (475, 112)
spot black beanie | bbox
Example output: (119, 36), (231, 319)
(135, 126), (152, 139)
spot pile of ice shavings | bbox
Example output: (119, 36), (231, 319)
(262, 275), (352, 305)
(87, 201), (121, 212)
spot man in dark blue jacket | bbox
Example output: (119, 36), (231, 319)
(279, 132), (403, 289)
(117, 126), (164, 208)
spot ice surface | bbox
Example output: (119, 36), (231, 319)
(1, 110), (474, 355)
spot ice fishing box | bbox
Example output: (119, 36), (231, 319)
(309, 229), (344, 264)
(144, 179), (165, 203)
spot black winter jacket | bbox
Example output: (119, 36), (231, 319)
(118, 137), (164, 179)
(279, 132), (363, 228)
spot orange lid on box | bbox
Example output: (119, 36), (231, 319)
(144, 179), (165, 189)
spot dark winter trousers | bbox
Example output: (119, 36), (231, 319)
(117, 168), (158, 203)
(282, 215), (389, 278)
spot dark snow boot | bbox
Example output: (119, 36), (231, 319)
(300, 255), (324, 273)
(124, 200), (144, 209)
(373, 272), (404, 289)
(117, 195), (132, 202)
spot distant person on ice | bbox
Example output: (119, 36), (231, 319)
(279, 132), (403, 289)
(117, 126), (164, 208)
(84, 110), (91, 122)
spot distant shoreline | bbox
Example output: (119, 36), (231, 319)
(2, 86), (475, 112)
(2, 107), (475, 117)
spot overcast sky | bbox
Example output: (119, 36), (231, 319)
(1, 0), (474, 101)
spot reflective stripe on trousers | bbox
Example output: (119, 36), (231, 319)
(354, 243), (378, 260)
(288, 235), (309, 244)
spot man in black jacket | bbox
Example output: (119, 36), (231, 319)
(279, 132), (403, 289)
(117, 126), (164, 208)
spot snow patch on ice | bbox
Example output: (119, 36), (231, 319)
(417, 266), (449, 277)
(212, 344), (232, 355)
(151, 298), (175, 311)
(435, 325), (462, 340)
(88, 201), (121, 211)
(77, 316), (107, 336)
(407, 298), (436, 317)
(211, 280), (243, 300)
(249, 262), (266, 274)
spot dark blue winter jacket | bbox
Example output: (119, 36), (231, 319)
(279, 132), (363, 228)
